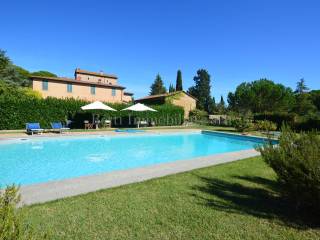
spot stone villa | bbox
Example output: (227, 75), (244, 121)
(31, 68), (133, 103)
(135, 91), (196, 119)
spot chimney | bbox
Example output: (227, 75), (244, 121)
(75, 68), (81, 80)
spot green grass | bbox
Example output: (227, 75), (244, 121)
(21, 157), (320, 240)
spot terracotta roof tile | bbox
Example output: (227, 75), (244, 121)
(135, 91), (197, 101)
(75, 68), (118, 79)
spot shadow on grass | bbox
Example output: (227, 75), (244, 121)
(191, 174), (320, 229)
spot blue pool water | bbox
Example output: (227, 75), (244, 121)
(0, 132), (268, 186)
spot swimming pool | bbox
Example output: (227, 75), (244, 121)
(0, 131), (271, 186)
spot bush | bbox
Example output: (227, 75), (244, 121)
(0, 185), (46, 239)
(253, 112), (295, 130)
(0, 83), (184, 129)
(253, 112), (320, 131)
(189, 109), (208, 120)
(294, 117), (320, 131)
(258, 126), (320, 211)
(231, 118), (253, 132)
(254, 120), (277, 132)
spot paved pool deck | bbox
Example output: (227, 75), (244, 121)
(18, 148), (260, 206)
(0, 128), (199, 141)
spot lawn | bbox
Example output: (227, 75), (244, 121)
(21, 157), (320, 240)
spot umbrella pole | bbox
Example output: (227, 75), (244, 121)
(96, 114), (99, 129)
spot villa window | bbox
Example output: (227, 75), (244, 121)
(67, 83), (72, 93)
(112, 88), (116, 96)
(91, 85), (96, 95)
(42, 80), (48, 91)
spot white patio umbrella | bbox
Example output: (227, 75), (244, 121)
(121, 103), (157, 128)
(81, 101), (116, 129)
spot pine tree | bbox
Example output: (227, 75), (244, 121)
(175, 70), (183, 91)
(295, 78), (309, 94)
(169, 83), (175, 93)
(150, 74), (167, 95)
(187, 69), (214, 113)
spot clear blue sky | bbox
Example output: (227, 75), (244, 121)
(1, 0), (319, 100)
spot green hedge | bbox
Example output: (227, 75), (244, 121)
(0, 97), (184, 130)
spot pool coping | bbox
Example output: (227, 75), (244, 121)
(0, 128), (201, 142)
(18, 148), (260, 206)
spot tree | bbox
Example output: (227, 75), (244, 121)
(211, 96), (217, 113)
(0, 49), (57, 87)
(292, 79), (317, 116)
(14, 65), (30, 79)
(0, 49), (10, 71)
(0, 49), (30, 87)
(293, 92), (317, 116)
(150, 74), (166, 95)
(31, 70), (57, 77)
(217, 95), (226, 114)
(295, 78), (309, 94)
(168, 83), (175, 93)
(227, 79), (294, 114)
(310, 90), (320, 111)
(188, 69), (214, 113)
(175, 70), (183, 91)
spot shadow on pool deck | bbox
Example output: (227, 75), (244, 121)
(191, 174), (320, 229)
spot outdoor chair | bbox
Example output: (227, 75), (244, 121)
(26, 123), (44, 135)
(84, 120), (93, 130)
(104, 119), (111, 128)
(51, 122), (70, 133)
(137, 120), (148, 128)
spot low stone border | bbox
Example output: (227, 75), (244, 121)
(19, 148), (260, 206)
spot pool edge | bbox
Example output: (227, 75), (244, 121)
(19, 148), (260, 206)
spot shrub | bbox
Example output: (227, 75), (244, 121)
(253, 112), (295, 129)
(258, 126), (320, 211)
(231, 118), (253, 132)
(294, 117), (320, 131)
(254, 120), (277, 132)
(0, 185), (46, 239)
(189, 109), (208, 120)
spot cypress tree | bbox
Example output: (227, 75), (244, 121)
(217, 95), (226, 114)
(176, 70), (183, 91)
(169, 83), (175, 93)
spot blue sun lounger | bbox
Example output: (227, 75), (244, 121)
(51, 122), (70, 133)
(26, 123), (44, 135)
